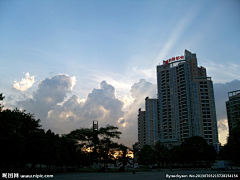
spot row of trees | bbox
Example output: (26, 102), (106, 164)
(137, 125), (240, 168)
(1, 92), (239, 172)
(0, 94), (132, 172)
(137, 136), (217, 167)
(218, 120), (240, 167)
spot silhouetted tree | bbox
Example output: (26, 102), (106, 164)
(58, 135), (78, 170)
(116, 144), (132, 171)
(0, 93), (125, 172)
(180, 136), (217, 165)
(152, 141), (169, 167)
(225, 121), (240, 166)
(0, 104), (42, 171)
(137, 145), (156, 165)
(68, 124), (122, 167)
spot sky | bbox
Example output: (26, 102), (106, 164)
(0, 0), (240, 147)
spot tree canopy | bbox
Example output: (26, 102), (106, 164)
(0, 94), (126, 172)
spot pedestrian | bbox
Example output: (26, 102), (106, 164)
(132, 167), (136, 175)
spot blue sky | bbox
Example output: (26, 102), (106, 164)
(0, 0), (240, 146)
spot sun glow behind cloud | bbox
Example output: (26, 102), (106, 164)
(121, 95), (134, 111)
(217, 119), (229, 145)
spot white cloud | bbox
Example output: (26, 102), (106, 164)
(130, 79), (157, 100)
(70, 76), (77, 91)
(218, 119), (229, 145)
(121, 95), (134, 111)
(93, 74), (132, 92)
(16, 74), (77, 128)
(22, 77), (156, 146)
(118, 117), (128, 127)
(46, 81), (125, 134)
(218, 119), (228, 133)
(13, 72), (36, 92)
(117, 79), (157, 145)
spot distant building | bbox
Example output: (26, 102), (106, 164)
(145, 97), (159, 146)
(138, 50), (219, 148)
(138, 108), (146, 149)
(226, 90), (240, 132)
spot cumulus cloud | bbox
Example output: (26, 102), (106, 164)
(13, 72), (35, 92)
(16, 74), (76, 127)
(10, 75), (157, 146)
(217, 119), (229, 145)
(42, 79), (156, 146)
(45, 81), (125, 134)
(121, 95), (134, 111)
(118, 118), (128, 127)
(118, 79), (157, 145)
(130, 79), (157, 100)
(217, 119), (228, 133)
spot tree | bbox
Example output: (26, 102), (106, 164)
(152, 141), (169, 167)
(0, 105), (42, 171)
(226, 121), (240, 166)
(129, 142), (139, 163)
(58, 135), (78, 170)
(180, 136), (217, 165)
(98, 138), (118, 165)
(25, 128), (46, 171)
(116, 144), (132, 171)
(137, 145), (156, 165)
(68, 124), (122, 168)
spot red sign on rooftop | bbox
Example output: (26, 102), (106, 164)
(163, 55), (184, 66)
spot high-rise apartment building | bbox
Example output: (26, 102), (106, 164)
(138, 97), (159, 148)
(138, 108), (146, 149)
(138, 49), (219, 148)
(145, 97), (159, 146)
(226, 90), (240, 132)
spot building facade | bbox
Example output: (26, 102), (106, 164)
(138, 49), (219, 148)
(226, 90), (240, 132)
(138, 108), (146, 149)
(145, 97), (159, 146)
